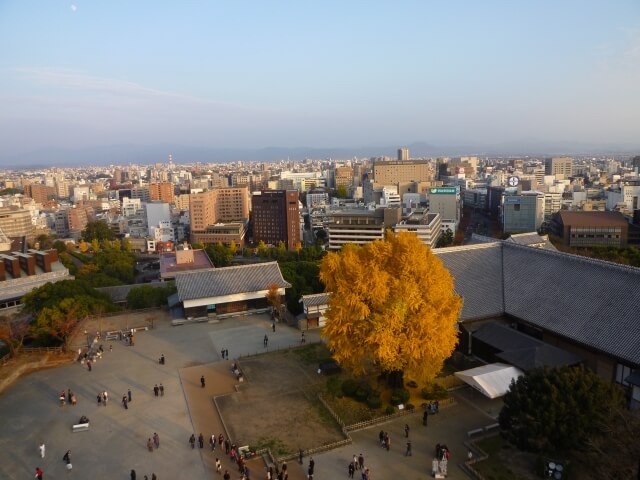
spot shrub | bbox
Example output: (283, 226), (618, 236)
(390, 388), (410, 405)
(406, 380), (418, 388)
(326, 376), (342, 396)
(366, 395), (382, 409)
(341, 379), (358, 397)
(421, 383), (448, 400)
(406, 403), (415, 410)
(384, 405), (395, 415)
(354, 384), (371, 402)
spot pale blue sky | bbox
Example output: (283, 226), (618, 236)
(1, 1), (639, 161)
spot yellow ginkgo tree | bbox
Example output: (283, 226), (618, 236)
(319, 231), (462, 387)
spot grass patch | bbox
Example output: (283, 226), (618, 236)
(250, 436), (292, 456)
(473, 436), (532, 480)
(290, 343), (332, 365)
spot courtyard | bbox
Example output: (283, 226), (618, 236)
(0, 311), (500, 479)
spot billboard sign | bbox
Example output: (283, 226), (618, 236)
(429, 187), (459, 195)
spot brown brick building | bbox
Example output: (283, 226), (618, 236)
(149, 182), (175, 204)
(550, 211), (629, 247)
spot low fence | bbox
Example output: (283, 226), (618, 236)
(21, 346), (65, 354)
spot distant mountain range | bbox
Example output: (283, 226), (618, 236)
(2, 140), (639, 168)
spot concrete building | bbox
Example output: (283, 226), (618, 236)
(397, 147), (409, 161)
(251, 190), (300, 250)
(334, 166), (354, 189)
(550, 211), (629, 247)
(190, 222), (247, 248)
(393, 211), (442, 248)
(543, 192), (563, 221)
(545, 157), (573, 180)
(373, 159), (434, 184)
(189, 187), (250, 241)
(327, 207), (401, 251)
(427, 186), (461, 230)
(0, 206), (35, 240)
(145, 202), (171, 231)
(0, 249), (70, 312)
(502, 192), (544, 234)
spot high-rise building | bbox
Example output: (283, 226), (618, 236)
(373, 160), (434, 184)
(398, 148), (409, 161)
(0, 206), (34, 240)
(252, 190), (300, 250)
(428, 186), (461, 230)
(149, 182), (175, 204)
(189, 187), (251, 244)
(544, 157), (573, 179)
(334, 166), (354, 189)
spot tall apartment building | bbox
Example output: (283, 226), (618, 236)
(252, 190), (300, 250)
(543, 192), (563, 221)
(149, 182), (175, 204)
(54, 206), (93, 238)
(398, 148), (409, 161)
(373, 160), (434, 184)
(24, 184), (56, 204)
(189, 187), (250, 244)
(545, 157), (573, 179)
(428, 186), (461, 231)
(327, 207), (401, 251)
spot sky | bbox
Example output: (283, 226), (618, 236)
(1, 1), (639, 163)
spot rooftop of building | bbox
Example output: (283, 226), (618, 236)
(557, 210), (629, 226)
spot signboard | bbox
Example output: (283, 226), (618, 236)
(505, 197), (521, 203)
(429, 187), (459, 195)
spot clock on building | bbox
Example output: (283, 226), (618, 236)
(507, 176), (520, 187)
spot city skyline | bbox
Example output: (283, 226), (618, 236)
(1, 1), (639, 166)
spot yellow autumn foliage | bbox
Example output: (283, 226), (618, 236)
(320, 231), (462, 384)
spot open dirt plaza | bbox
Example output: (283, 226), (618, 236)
(0, 311), (501, 479)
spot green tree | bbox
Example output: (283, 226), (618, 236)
(436, 228), (454, 248)
(123, 238), (133, 253)
(82, 220), (115, 242)
(279, 261), (323, 314)
(256, 240), (269, 257)
(22, 279), (113, 315)
(499, 366), (626, 453)
(32, 297), (89, 350)
(205, 242), (233, 267)
(265, 283), (283, 318)
(36, 234), (55, 250)
(319, 231), (462, 387)
(126, 284), (176, 309)
(191, 242), (204, 250)
(53, 240), (68, 253)
(91, 239), (100, 252)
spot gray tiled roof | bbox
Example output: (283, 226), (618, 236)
(496, 345), (583, 371)
(434, 243), (504, 321)
(502, 241), (640, 366)
(473, 323), (541, 351)
(175, 262), (291, 301)
(300, 292), (332, 308)
(506, 232), (557, 251)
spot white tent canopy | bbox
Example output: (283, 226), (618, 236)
(454, 363), (523, 399)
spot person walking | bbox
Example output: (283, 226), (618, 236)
(216, 458), (222, 474)
(263, 334), (268, 347)
(189, 434), (196, 449)
(103, 390), (108, 406)
(405, 440), (412, 456)
(160, 354), (165, 365)
(198, 433), (204, 449)
(423, 410), (428, 426)
(348, 462), (355, 478)
(128, 389), (132, 402)
(131, 469), (136, 479)
(154, 384), (159, 397)
(63, 450), (71, 465)
(159, 384), (164, 396)
(97, 393), (102, 406)
(39, 443), (45, 458)
(201, 375), (206, 388)
(122, 395), (128, 409)
(147, 438), (154, 452)
(223, 470), (230, 480)
(300, 332), (305, 343)
(153, 432), (160, 448)
(35, 467), (43, 480)
(210, 434), (216, 451)
(404, 424), (410, 438)
(87, 360), (92, 371)
(272, 322), (276, 333)
(358, 453), (364, 470)
(308, 457), (315, 475)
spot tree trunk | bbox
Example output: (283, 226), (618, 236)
(386, 370), (404, 389)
